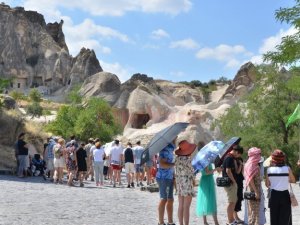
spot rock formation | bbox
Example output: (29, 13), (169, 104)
(80, 73), (205, 129)
(221, 62), (256, 100)
(0, 3), (102, 93)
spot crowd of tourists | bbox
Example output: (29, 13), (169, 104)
(15, 133), (157, 189)
(156, 138), (299, 225)
(14, 132), (300, 225)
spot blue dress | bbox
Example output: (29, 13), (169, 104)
(196, 164), (217, 216)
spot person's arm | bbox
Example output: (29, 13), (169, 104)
(204, 166), (219, 175)
(265, 175), (271, 188)
(226, 168), (236, 184)
(288, 167), (296, 183)
(249, 177), (260, 199)
(235, 160), (243, 174)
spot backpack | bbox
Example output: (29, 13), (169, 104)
(54, 145), (63, 159)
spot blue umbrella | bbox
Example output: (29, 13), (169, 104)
(192, 141), (225, 172)
(141, 122), (189, 165)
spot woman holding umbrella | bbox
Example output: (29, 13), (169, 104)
(196, 157), (221, 225)
(174, 140), (197, 225)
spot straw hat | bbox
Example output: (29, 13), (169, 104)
(175, 140), (197, 156)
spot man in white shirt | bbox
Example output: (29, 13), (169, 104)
(109, 140), (123, 187)
(132, 141), (145, 187)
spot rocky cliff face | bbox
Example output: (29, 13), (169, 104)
(0, 4), (102, 93)
(80, 72), (205, 129)
(222, 62), (256, 99)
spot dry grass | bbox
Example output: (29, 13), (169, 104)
(24, 121), (49, 154)
(0, 145), (16, 171)
(18, 99), (64, 110)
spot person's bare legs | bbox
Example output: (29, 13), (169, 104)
(227, 202), (235, 223)
(183, 196), (192, 225)
(213, 213), (220, 225)
(233, 211), (242, 222)
(58, 167), (64, 183)
(178, 195), (184, 225)
(166, 199), (174, 224)
(203, 215), (208, 225)
(68, 170), (74, 185)
(158, 199), (167, 224)
(146, 166), (151, 185)
(118, 169), (121, 185)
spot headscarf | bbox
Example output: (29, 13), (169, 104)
(271, 149), (285, 166)
(244, 147), (261, 187)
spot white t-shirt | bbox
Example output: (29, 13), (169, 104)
(90, 145), (96, 156)
(93, 147), (105, 162)
(110, 145), (123, 165)
(267, 166), (290, 191)
(132, 146), (144, 164)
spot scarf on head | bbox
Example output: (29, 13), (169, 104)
(244, 147), (261, 187)
(271, 149), (285, 166)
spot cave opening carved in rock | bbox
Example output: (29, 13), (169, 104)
(132, 113), (150, 129)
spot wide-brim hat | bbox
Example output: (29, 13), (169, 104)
(175, 140), (197, 156)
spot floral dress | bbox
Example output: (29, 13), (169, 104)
(175, 156), (195, 197)
(66, 145), (76, 171)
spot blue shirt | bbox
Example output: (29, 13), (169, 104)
(156, 143), (175, 180)
(47, 139), (56, 159)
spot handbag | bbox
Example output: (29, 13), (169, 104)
(290, 184), (298, 207)
(244, 186), (256, 200)
(216, 176), (232, 187)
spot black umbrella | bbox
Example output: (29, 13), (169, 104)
(140, 122), (189, 165)
(214, 137), (241, 167)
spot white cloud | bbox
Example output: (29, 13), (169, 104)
(151, 29), (170, 40)
(196, 44), (250, 68)
(259, 27), (297, 54)
(99, 60), (132, 83)
(170, 38), (199, 50)
(62, 18), (129, 56)
(22, 0), (192, 16)
(250, 27), (297, 64)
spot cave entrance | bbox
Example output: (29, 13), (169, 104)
(132, 113), (150, 129)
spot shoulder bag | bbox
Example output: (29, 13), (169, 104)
(216, 174), (232, 187)
(244, 186), (256, 201)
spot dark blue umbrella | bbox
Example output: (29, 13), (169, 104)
(192, 141), (225, 172)
(141, 122), (189, 165)
(214, 137), (241, 167)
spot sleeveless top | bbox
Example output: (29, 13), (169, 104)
(267, 166), (289, 191)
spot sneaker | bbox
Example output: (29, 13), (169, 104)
(80, 183), (84, 187)
(42, 174), (47, 180)
(140, 182), (144, 187)
(127, 184), (130, 188)
(131, 182), (134, 187)
(113, 184), (116, 188)
(137, 183), (140, 187)
(91, 178), (95, 182)
(167, 223), (176, 225)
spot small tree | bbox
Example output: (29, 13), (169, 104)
(29, 88), (42, 102)
(10, 91), (26, 105)
(66, 85), (83, 104)
(0, 78), (10, 93)
(27, 102), (43, 118)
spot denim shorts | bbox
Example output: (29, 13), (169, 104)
(157, 178), (174, 200)
(135, 164), (144, 173)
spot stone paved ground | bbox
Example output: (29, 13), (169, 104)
(0, 174), (299, 225)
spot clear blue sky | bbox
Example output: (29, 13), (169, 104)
(7, 0), (295, 82)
